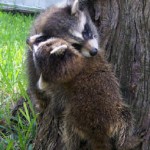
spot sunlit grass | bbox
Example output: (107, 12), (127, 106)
(0, 11), (32, 103)
(0, 11), (36, 149)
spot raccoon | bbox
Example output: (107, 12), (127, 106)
(26, 35), (133, 150)
(29, 0), (99, 57)
(27, 0), (99, 112)
(26, 1), (133, 149)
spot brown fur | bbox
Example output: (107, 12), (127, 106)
(26, 2), (133, 149)
(27, 2), (99, 111)
(29, 4), (99, 55)
(28, 38), (133, 150)
(31, 5), (79, 38)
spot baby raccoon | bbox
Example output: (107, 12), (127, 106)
(27, 35), (133, 150)
(29, 0), (99, 57)
(27, 0), (99, 112)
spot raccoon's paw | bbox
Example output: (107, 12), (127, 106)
(27, 34), (70, 56)
(37, 38), (69, 55)
(50, 44), (68, 55)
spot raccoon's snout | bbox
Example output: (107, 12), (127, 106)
(90, 48), (98, 56)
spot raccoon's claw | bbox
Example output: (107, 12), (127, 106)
(50, 44), (68, 55)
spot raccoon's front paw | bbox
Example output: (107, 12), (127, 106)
(36, 38), (69, 56)
(48, 38), (69, 55)
(27, 34), (69, 56)
(27, 35), (84, 83)
(50, 43), (68, 55)
(32, 38), (71, 74)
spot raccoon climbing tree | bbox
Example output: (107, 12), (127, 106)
(16, 0), (149, 150)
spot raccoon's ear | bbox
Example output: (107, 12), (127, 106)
(71, 0), (80, 15)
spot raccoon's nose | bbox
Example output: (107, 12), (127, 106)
(90, 48), (98, 56)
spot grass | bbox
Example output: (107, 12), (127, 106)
(0, 11), (36, 150)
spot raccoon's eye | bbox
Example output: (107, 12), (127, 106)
(72, 43), (82, 51)
(82, 31), (93, 40)
(93, 35), (98, 39)
(82, 24), (93, 40)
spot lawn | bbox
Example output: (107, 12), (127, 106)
(0, 11), (36, 150)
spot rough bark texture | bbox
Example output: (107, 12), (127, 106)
(32, 0), (150, 149)
(89, 0), (150, 149)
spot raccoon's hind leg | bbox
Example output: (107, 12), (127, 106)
(63, 120), (111, 150)
(63, 121), (85, 150)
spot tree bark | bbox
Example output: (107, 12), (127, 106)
(32, 0), (150, 149)
(88, 0), (150, 149)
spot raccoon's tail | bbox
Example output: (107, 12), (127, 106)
(116, 104), (134, 149)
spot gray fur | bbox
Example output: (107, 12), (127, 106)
(26, 1), (133, 149)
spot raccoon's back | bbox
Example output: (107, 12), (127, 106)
(68, 54), (133, 146)
(31, 6), (76, 38)
(30, 6), (58, 35)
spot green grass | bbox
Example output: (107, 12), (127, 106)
(0, 11), (36, 150)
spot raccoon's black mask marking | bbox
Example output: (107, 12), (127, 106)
(35, 35), (50, 44)
(82, 23), (93, 40)
(72, 43), (83, 51)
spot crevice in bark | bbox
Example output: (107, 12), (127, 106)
(89, 0), (150, 149)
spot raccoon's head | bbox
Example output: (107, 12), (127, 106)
(36, 0), (99, 57)
(67, 0), (99, 57)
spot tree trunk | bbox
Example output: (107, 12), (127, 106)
(89, 0), (150, 149)
(33, 0), (150, 149)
